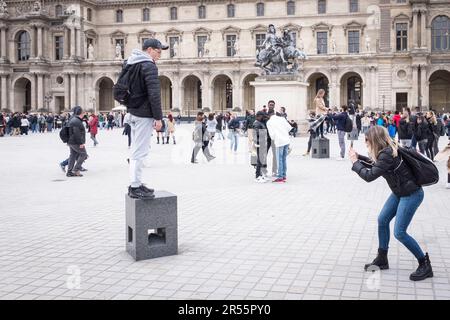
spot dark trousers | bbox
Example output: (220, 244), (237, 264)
(307, 131), (317, 153)
(68, 144), (88, 172)
(315, 122), (324, 138)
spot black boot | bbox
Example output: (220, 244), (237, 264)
(166, 137), (169, 144)
(157, 137), (160, 144)
(410, 253), (433, 281)
(364, 248), (389, 271)
(173, 137), (176, 145)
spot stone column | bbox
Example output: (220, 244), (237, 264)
(0, 75), (7, 109)
(63, 28), (70, 59)
(76, 28), (81, 58)
(335, 84), (341, 109)
(64, 73), (70, 110)
(0, 27), (7, 59)
(70, 73), (77, 107)
(179, 85), (184, 113)
(371, 67), (377, 109)
(30, 74), (37, 110)
(37, 73), (44, 109)
(412, 11), (419, 49)
(420, 10), (427, 48)
(37, 26), (43, 58)
(30, 26), (36, 58)
(70, 28), (76, 58)
(171, 73), (180, 110)
(202, 73), (210, 110)
(232, 71), (240, 110)
(420, 65), (429, 108)
(411, 65), (419, 108)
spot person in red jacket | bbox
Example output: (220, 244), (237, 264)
(393, 111), (402, 128)
(88, 113), (99, 147)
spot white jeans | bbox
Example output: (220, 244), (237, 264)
(129, 115), (154, 188)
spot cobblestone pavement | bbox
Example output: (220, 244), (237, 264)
(0, 125), (449, 300)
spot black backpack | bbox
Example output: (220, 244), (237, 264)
(397, 147), (439, 186)
(344, 115), (353, 133)
(113, 63), (142, 107)
(59, 125), (70, 143)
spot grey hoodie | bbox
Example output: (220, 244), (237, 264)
(126, 49), (154, 65)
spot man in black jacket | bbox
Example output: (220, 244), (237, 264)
(67, 106), (88, 177)
(125, 38), (167, 199)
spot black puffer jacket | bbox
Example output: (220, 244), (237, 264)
(414, 121), (431, 141)
(398, 118), (413, 139)
(68, 116), (86, 145)
(123, 50), (163, 120)
(352, 147), (420, 197)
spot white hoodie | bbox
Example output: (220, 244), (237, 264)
(266, 115), (292, 147)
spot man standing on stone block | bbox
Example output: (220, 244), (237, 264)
(124, 38), (168, 199)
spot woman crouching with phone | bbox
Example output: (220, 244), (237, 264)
(349, 126), (433, 281)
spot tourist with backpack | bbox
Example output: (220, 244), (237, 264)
(398, 109), (413, 147)
(191, 112), (215, 163)
(331, 106), (350, 160)
(228, 114), (240, 153)
(88, 113), (99, 147)
(66, 106), (88, 177)
(115, 38), (166, 199)
(349, 126), (436, 281)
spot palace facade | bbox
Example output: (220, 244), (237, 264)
(0, 0), (450, 116)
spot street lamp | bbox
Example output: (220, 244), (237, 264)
(44, 93), (53, 112)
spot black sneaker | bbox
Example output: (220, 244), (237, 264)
(139, 185), (155, 194)
(128, 186), (155, 200)
(67, 171), (83, 177)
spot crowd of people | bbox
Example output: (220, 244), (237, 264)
(0, 111), (129, 137)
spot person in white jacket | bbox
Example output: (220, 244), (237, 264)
(266, 109), (293, 183)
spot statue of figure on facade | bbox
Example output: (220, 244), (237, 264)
(32, 0), (42, 12)
(365, 34), (371, 52)
(88, 44), (94, 60)
(203, 39), (209, 57)
(233, 39), (239, 56)
(172, 40), (178, 57)
(255, 24), (307, 75)
(0, 0), (8, 14)
(331, 38), (337, 54)
(115, 43), (122, 59)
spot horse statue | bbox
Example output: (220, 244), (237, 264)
(255, 26), (307, 75)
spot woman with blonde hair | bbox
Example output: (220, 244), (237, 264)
(313, 88), (328, 139)
(349, 126), (433, 281)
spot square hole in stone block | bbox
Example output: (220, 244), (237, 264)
(128, 226), (133, 243)
(148, 228), (166, 246)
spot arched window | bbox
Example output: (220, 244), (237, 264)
(227, 4), (235, 18)
(198, 5), (206, 19)
(116, 9), (123, 23)
(87, 8), (92, 21)
(143, 8), (150, 21)
(170, 7), (178, 20)
(432, 15), (450, 51)
(256, 2), (264, 17)
(55, 5), (63, 17)
(17, 31), (31, 61)
(287, 1), (295, 16)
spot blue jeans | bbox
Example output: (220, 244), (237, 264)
(230, 132), (238, 151)
(277, 144), (289, 179)
(47, 123), (53, 132)
(378, 188), (425, 260)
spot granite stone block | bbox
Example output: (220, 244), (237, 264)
(126, 191), (178, 261)
(311, 138), (330, 159)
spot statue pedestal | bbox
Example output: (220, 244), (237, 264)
(251, 75), (309, 126)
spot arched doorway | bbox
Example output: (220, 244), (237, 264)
(429, 70), (450, 113)
(159, 76), (173, 112)
(213, 75), (233, 113)
(307, 73), (329, 110)
(182, 75), (202, 115)
(14, 78), (31, 113)
(98, 78), (114, 112)
(340, 72), (363, 107)
(242, 74), (258, 111)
